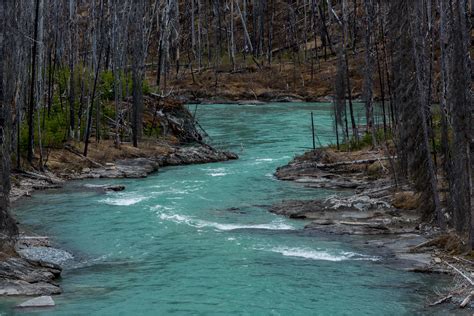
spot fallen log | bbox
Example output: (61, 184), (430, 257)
(453, 256), (474, 266)
(445, 262), (474, 286)
(338, 221), (389, 230)
(17, 171), (56, 184)
(460, 291), (473, 308)
(64, 144), (103, 168)
(316, 156), (398, 169)
(429, 294), (452, 306)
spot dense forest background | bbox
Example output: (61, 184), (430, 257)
(0, 1), (473, 251)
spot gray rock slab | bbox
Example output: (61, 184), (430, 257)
(17, 296), (55, 308)
(18, 247), (73, 266)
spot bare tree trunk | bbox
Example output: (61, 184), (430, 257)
(27, 0), (41, 164)
(412, 0), (443, 225)
(130, 0), (153, 147)
(84, 42), (104, 156)
(68, 0), (76, 140)
(443, 0), (472, 244)
(235, 0), (254, 54)
(363, 0), (376, 147)
(36, 0), (45, 169)
(230, 0), (236, 71)
(0, 0), (19, 251)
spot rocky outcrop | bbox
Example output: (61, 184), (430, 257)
(0, 236), (71, 296)
(74, 145), (238, 180)
(270, 147), (465, 279)
(0, 257), (61, 296)
(161, 146), (238, 166)
(149, 96), (204, 144)
(10, 171), (64, 202)
(269, 193), (418, 236)
(274, 149), (394, 190)
(275, 154), (366, 189)
(77, 157), (160, 179)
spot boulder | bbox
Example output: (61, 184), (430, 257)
(103, 185), (125, 192)
(17, 296), (55, 308)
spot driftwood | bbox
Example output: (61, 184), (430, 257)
(429, 294), (452, 306)
(453, 256), (474, 266)
(445, 262), (474, 286)
(410, 239), (435, 252)
(18, 171), (56, 184)
(316, 156), (397, 169)
(460, 291), (474, 308)
(18, 236), (49, 240)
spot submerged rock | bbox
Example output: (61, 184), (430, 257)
(17, 296), (55, 308)
(103, 185), (125, 192)
(83, 184), (125, 192)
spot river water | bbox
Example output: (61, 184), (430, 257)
(3, 103), (453, 315)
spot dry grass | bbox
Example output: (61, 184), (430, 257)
(42, 139), (175, 175)
(392, 191), (421, 210)
(421, 233), (468, 255)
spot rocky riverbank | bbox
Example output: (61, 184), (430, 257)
(0, 235), (69, 297)
(272, 147), (474, 309)
(10, 144), (237, 202)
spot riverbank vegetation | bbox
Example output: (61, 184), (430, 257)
(0, 0), (472, 307)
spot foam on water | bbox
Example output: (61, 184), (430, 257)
(83, 183), (111, 188)
(269, 247), (380, 262)
(210, 173), (228, 177)
(158, 213), (295, 231)
(202, 167), (231, 177)
(100, 195), (147, 206)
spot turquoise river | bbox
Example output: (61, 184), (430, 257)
(1, 103), (456, 315)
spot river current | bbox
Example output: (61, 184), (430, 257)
(3, 103), (452, 315)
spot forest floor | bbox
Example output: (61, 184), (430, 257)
(152, 40), (474, 104)
(271, 146), (474, 310)
(153, 51), (367, 104)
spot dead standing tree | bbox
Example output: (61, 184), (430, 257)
(390, 0), (443, 226)
(130, 0), (158, 147)
(362, 0), (377, 147)
(441, 0), (473, 246)
(0, 0), (19, 252)
(111, 0), (131, 146)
